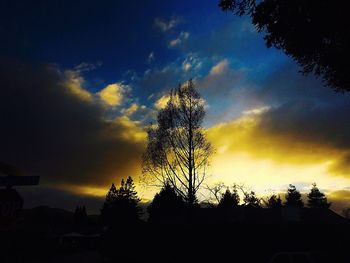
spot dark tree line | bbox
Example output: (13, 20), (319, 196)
(99, 179), (332, 226)
(208, 183), (330, 210)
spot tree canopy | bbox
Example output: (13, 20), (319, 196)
(142, 80), (213, 206)
(243, 191), (261, 208)
(264, 194), (282, 209)
(217, 188), (240, 209)
(285, 184), (304, 208)
(307, 183), (331, 209)
(100, 176), (141, 226)
(147, 183), (186, 223)
(219, 0), (350, 91)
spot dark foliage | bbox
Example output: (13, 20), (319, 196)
(73, 205), (88, 227)
(147, 183), (186, 223)
(243, 191), (261, 208)
(264, 194), (282, 209)
(219, 0), (350, 91)
(217, 188), (240, 209)
(307, 183), (331, 209)
(100, 176), (141, 227)
(285, 184), (304, 208)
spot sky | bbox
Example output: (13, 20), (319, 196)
(1, 0), (350, 214)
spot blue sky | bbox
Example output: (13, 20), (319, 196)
(2, 0), (350, 213)
(1, 0), (288, 108)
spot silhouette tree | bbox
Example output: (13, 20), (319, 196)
(285, 184), (304, 208)
(307, 183), (331, 209)
(147, 183), (186, 223)
(142, 80), (213, 206)
(243, 191), (261, 208)
(219, 0), (350, 91)
(264, 194), (282, 209)
(205, 182), (227, 205)
(217, 187), (240, 209)
(74, 205), (87, 218)
(73, 205), (87, 222)
(73, 205), (89, 232)
(100, 176), (140, 227)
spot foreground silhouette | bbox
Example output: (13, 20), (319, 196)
(96, 183), (349, 262)
(142, 80), (213, 207)
(219, 0), (350, 91)
(100, 176), (141, 228)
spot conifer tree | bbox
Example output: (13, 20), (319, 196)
(285, 184), (304, 208)
(100, 176), (141, 227)
(264, 194), (282, 209)
(217, 188), (240, 209)
(307, 183), (331, 209)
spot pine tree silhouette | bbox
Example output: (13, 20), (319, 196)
(264, 194), (282, 209)
(217, 188), (240, 209)
(307, 183), (331, 209)
(100, 176), (141, 227)
(285, 184), (304, 208)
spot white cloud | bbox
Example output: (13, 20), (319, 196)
(182, 53), (203, 72)
(147, 52), (155, 63)
(242, 106), (271, 116)
(154, 17), (181, 32)
(169, 31), (190, 47)
(209, 59), (230, 76)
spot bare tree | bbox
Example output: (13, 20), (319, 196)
(205, 182), (226, 204)
(205, 182), (248, 206)
(142, 80), (213, 206)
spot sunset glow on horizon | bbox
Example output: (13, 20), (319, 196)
(2, 0), (350, 214)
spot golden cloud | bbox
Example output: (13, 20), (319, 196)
(64, 70), (93, 101)
(209, 59), (230, 76)
(154, 94), (170, 109)
(98, 83), (127, 106)
(205, 111), (350, 194)
(113, 116), (147, 143)
(122, 103), (139, 116)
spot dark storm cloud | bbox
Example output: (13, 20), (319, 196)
(256, 63), (350, 150)
(0, 61), (145, 189)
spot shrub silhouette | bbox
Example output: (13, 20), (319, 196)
(243, 191), (261, 208)
(264, 194), (282, 209)
(148, 183), (186, 223)
(217, 188), (240, 209)
(73, 205), (88, 230)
